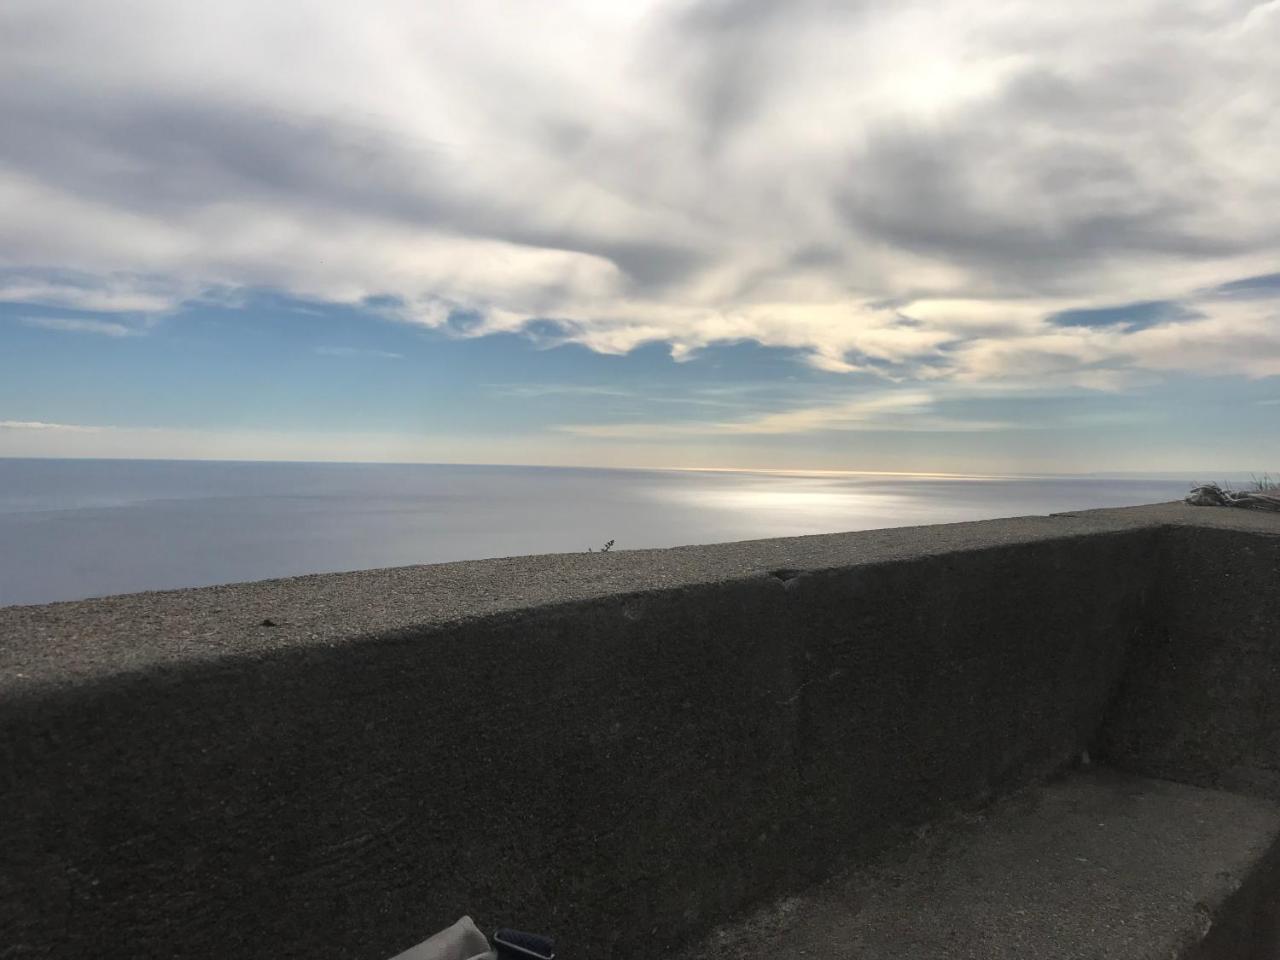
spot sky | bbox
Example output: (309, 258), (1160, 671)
(1, 0), (1278, 474)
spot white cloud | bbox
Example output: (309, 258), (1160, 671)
(20, 315), (139, 337)
(559, 389), (1014, 438)
(313, 346), (403, 359)
(938, 294), (1280, 385)
(0, 269), (182, 314)
(0, 0), (1277, 383)
(492, 383), (635, 399)
(0, 419), (106, 432)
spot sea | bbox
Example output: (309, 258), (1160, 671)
(0, 458), (1200, 607)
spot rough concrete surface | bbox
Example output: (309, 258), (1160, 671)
(2, 502), (1275, 696)
(1101, 523), (1280, 800)
(1, 503), (1278, 959)
(678, 770), (1280, 960)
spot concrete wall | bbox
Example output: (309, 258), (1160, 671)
(1, 504), (1276, 959)
(1100, 524), (1280, 798)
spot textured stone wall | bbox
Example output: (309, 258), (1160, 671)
(1100, 525), (1280, 799)
(0, 522), (1174, 960)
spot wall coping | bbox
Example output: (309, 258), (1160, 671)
(3, 501), (1277, 698)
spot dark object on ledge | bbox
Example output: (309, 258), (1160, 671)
(1187, 483), (1280, 511)
(493, 928), (555, 960)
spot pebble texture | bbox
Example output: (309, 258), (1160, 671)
(1, 503), (1278, 959)
(678, 770), (1280, 960)
(3, 502), (1276, 696)
(1101, 522), (1280, 799)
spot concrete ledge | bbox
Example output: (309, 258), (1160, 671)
(2, 503), (1279, 959)
(3, 501), (1274, 696)
(677, 770), (1280, 960)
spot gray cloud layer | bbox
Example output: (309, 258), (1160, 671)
(1, 0), (1278, 382)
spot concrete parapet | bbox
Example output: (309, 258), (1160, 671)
(2, 503), (1278, 958)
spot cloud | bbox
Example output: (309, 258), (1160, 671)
(0, 269), (182, 314)
(0, 419), (106, 432)
(19, 315), (139, 336)
(0, 0), (1278, 385)
(491, 383), (635, 399)
(1207, 271), (1280, 299)
(559, 388), (1014, 438)
(491, 381), (797, 411)
(313, 346), (403, 359)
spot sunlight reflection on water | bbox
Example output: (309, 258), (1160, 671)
(636, 469), (1193, 541)
(646, 476), (915, 529)
(0, 459), (1196, 605)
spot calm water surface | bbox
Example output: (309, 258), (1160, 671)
(0, 458), (1195, 606)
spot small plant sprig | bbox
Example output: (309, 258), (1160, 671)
(588, 539), (616, 553)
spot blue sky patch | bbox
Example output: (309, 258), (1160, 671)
(1207, 272), (1280, 299)
(1047, 300), (1197, 332)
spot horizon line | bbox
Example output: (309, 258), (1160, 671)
(0, 453), (1264, 482)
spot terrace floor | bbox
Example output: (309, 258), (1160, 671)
(680, 769), (1280, 960)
